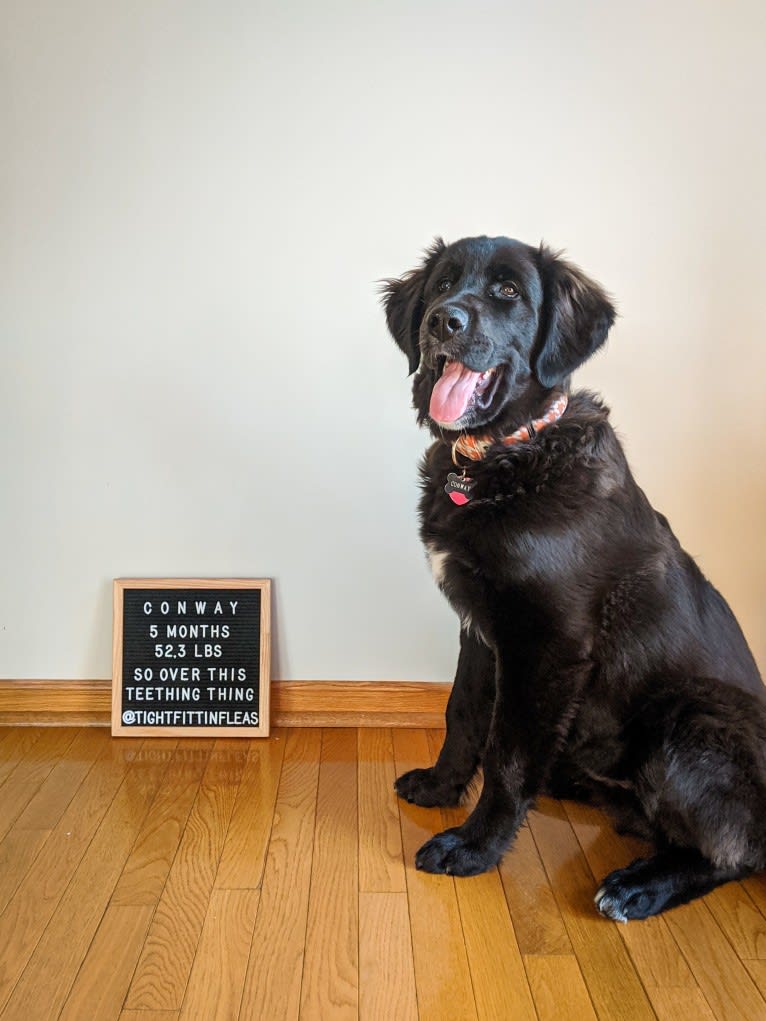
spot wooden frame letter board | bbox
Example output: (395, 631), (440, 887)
(112, 578), (271, 737)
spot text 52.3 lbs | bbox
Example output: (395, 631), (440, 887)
(153, 644), (222, 659)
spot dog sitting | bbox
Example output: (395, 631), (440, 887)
(381, 235), (764, 920)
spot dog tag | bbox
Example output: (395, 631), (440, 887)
(445, 472), (475, 505)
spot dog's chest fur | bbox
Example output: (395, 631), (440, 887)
(420, 465), (565, 642)
(416, 392), (673, 657)
(417, 396), (611, 640)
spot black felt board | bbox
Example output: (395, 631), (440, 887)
(112, 579), (270, 736)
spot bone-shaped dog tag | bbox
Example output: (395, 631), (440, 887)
(444, 472), (475, 506)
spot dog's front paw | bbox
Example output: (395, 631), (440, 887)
(394, 767), (465, 808)
(414, 828), (500, 876)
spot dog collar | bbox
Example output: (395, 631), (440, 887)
(444, 392), (568, 506)
(451, 392), (569, 464)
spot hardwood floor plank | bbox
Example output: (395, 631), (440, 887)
(741, 959), (766, 997)
(663, 899), (766, 1021)
(0, 728), (80, 842)
(524, 954), (598, 1021)
(705, 882), (766, 960)
(14, 727), (110, 830)
(563, 800), (696, 990)
(0, 728), (43, 788)
(179, 889), (259, 1020)
(1, 740), (173, 1020)
(0, 727), (16, 751)
(238, 728), (322, 1021)
(449, 848), (537, 1020)
(500, 820), (573, 955)
(644, 986), (718, 1021)
(742, 873), (766, 921)
(111, 741), (211, 907)
(120, 1012), (179, 1020)
(392, 728), (477, 1021)
(299, 729), (359, 1020)
(125, 740), (249, 1012)
(0, 827), (51, 916)
(59, 905), (154, 1021)
(358, 727), (406, 894)
(527, 798), (656, 1021)
(215, 731), (286, 890)
(0, 737), (138, 1011)
(359, 892), (417, 1021)
(436, 781), (536, 1021)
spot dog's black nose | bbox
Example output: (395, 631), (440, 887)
(427, 305), (469, 338)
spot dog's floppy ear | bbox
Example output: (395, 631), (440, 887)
(380, 238), (446, 375)
(533, 245), (617, 387)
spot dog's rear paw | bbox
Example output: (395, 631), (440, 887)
(595, 858), (663, 922)
(394, 767), (466, 807)
(415, 828), (500, 876)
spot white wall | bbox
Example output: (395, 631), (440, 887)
(2, 0), (764, 681)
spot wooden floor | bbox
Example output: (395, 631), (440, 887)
(1, 728), (766, 1020)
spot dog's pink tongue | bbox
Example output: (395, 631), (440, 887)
(430, 361), (481, 423)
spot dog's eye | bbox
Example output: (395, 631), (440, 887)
(437, 278), (452, 293)
(499, 281), (520, 299)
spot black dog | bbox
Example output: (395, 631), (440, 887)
(382, 235), (764, 920)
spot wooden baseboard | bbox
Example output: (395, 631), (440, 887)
(0, 679), (451, 728)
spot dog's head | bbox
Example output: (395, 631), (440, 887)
(381, 235), (616, 432)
